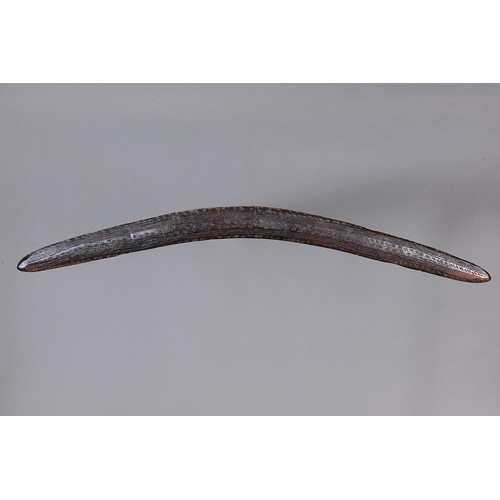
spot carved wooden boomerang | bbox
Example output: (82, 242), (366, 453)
(17, 206), (490, 283)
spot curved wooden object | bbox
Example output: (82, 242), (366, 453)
(17, 206), (490, 282)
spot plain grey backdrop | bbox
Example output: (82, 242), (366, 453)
(2, 83), (499, 415)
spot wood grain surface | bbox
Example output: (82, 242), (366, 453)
(17, 206), (490, 282)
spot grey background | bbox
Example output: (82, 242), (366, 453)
(2, 84), (499, 415)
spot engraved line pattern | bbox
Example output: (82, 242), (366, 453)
(17, 206), (490, 283)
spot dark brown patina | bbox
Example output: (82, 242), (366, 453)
(17, 206), (490, 283)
